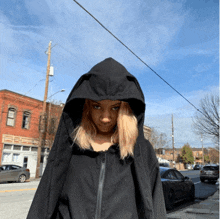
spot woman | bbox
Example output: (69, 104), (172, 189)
(27, 58), (166, 219)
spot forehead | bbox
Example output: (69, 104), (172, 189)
(90, 99), (121, 105)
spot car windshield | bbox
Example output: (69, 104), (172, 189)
(159, 168), (167, 177)
(203, 166), (219, 170)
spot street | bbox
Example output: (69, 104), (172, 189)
(166, 170), (219, 214)
(181, 170), (218, 199)
(0, 170), (218, 219)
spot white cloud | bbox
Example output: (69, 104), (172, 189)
(2, 0), (187, 72)
(1, 0), (217, 148)
(145, 85), (219, 117)
(144, 85), (218, 148)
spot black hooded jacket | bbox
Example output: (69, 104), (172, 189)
(27, 58), (166, 219)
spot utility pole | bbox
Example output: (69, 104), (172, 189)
(172, 114), (175, 163)
(35, 41), (52, 178)
(201, 134), (204, 165)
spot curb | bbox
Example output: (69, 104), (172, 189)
(167, 190), (219, 219)
(29, 177), (41, 181)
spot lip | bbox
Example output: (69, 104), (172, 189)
(99, 124), (111, 128)
(98, 123), (111, 129)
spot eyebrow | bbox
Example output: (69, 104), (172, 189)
(112, 102), (121, 106)
(91, 101), (121, 106)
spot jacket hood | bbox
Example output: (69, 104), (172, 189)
(27, 58), (149, 219)
(27, 58), (167, 219)
(64, 57), (146, 138)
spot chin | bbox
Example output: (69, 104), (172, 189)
(99, 129), (112, 134)
(97, 127), (114, 134)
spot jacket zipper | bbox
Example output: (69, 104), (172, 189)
(95, 153), (106, 219)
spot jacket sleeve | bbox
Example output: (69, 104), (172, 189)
(150, 163), (167, 219)
(26, 113), (74, 219)
(137, 138), (167, 219)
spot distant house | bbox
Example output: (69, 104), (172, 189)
(0, 89), (63, 177)
(155, 148), (181, 162)
(155, 147), (210, 164)
(192, 147), (208, 164)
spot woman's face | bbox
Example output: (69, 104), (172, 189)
(89, 99), (121, 135)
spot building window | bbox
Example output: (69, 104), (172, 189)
(6, 108), (16, 126)
(23, 146), (30, 151)
(13, 145), (21, 150)
(4, 144), (12, 150)
(31, 147), (38, 152)
(12, 153), (20, 162)
(22, 111), (31, 129)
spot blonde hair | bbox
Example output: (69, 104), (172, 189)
(72, 99), (138, 159)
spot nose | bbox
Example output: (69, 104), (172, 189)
(100, 110), (111, 123)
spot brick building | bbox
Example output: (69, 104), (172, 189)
(0, 90), (63, 177)
(192, 147), (208, 164)
(156, 148), (181, 162)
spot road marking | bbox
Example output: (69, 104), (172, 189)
(194, 181), (201, 184)
(0, 188), (36, 193)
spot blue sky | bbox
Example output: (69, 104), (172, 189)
(0, 0), (218, 148)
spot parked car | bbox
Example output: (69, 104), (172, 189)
(193, 164), (202, 170)
(200, 164), (219, 183)
(185, 164), (193, 170)
(0, 165), (30, 183)
(160, 167), (195, 210)
(159, 162), (170, 167)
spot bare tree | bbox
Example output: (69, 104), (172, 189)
(158, 133), (170, 148)
(45, 100), (64, 149)
(148, 128), (159, 149)
(208, 148), (219, 164)
(147, 128), (170, 149)
(193, 94), (219, 143)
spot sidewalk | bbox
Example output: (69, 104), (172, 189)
(167, 190), (219, 219)
(29, 177), (41, 181)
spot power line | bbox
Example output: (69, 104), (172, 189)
(11, 79), (45, 105)
(57, 44), (90, 69)
(72, 0), (205, 116)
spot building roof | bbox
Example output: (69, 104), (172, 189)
(0, 89), (63, 107)
(0, 89), (42, 103)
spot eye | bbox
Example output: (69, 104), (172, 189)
(112, 106), (120, 111)
(93, 105), (100, 110)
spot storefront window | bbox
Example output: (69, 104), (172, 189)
(2, 153), (11, 162)
(12, 153), (20, 162)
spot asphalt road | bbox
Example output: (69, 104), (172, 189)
(0, 181), (37, 219)
(180, 170), (218, 199)
(0, 170), (218, 219)
(165, 170), (219, 214)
